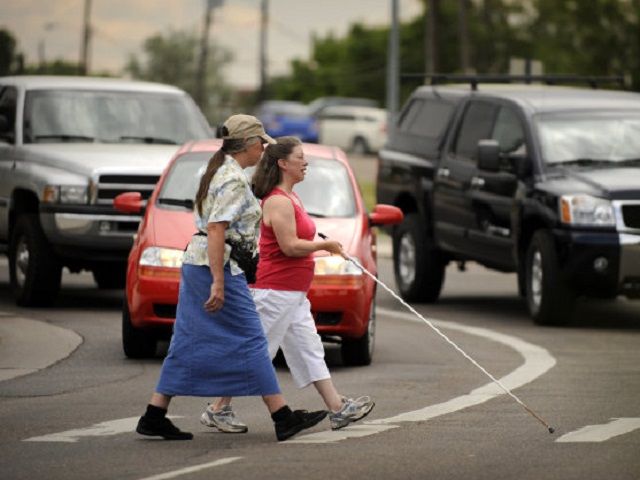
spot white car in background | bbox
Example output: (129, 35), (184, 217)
(318, 105), (387, 154)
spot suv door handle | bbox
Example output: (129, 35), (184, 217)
(437, 168), (450, 179)
(470, 176), (485, 188)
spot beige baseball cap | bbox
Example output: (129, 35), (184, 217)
(222, 114), (276, 144)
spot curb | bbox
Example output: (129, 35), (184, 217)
(0, 314), (82, 382)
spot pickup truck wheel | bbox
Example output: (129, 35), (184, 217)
(525, 231), (575, 325)
(341, 300), (375, 366)
(122, 298), (157, 358)
(8, 215), (62, 307)
(393, 214), (444, 302)
(93, 263), (127, 289)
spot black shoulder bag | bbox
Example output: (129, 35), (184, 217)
(194, 232), (258, 283)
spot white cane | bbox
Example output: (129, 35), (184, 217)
(318, 232), (555, 434)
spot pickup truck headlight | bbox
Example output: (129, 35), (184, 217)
(139, 247), (184, 268)
(559, 194), (615, 227)
(314, 256), (362, 275)
(42, 185), (89, 204)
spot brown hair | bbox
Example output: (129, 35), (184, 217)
(194, 135), (260, 215)
(252, 136), (302, 199)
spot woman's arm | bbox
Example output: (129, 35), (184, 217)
(264, 195), (342, 258)
(203, 221), (228, 312)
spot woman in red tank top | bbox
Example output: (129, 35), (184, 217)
(201, 137), (375, 433)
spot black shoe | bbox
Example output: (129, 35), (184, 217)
(136, 415), (193, 440)
(274, 409), (328, 442)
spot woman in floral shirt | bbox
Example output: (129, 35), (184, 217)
(136, 115), (327, 442)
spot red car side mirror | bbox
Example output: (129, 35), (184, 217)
(114, 192), (144, 214)
(369, 204), (403, 226)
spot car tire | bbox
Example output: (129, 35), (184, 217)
(525, 230), (575, 325)
(8, 214), (62, 307)
(393, 213), (445, 303)
(122, 298), (157, 358)
(351, 136), (369, 155)
(93, 263), (127, 289)
(341, 299), (375, 366)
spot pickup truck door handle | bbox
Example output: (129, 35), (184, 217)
(470, 176), (485, 188)
(437, 168), (450, 179)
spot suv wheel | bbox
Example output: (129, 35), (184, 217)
(122, 298), (157, 358)
(8, 214), (62, 306)
(393, 214), (444, 302)
(525, 230), (575, 325)
(341, 299), (375, 366)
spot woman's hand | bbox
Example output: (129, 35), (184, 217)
(323, 240), (344, 257)
(204, 280), (224, 312)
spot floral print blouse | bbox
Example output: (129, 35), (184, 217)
(183, 155), (261, 275)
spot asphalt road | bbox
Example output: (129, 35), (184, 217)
(1, 254), (639, 480)
(1, 153), (639, 479)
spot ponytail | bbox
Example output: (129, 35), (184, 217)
(194, 137), (248, 215)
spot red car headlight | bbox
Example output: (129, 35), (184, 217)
(139, 247), (183, 279)
(312, 256), (364, 287)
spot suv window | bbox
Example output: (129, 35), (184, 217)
(399, 99), (453, 138)
(493, 107), (526, 155)
(0, 86), (18, 144)
(453, 101), (499, 160)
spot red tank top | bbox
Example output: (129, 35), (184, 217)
(253, 187), (316, 292)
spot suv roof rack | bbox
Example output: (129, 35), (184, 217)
(401, 74), (627, 91)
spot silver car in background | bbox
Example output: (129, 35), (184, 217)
(0, 76), (212, 306)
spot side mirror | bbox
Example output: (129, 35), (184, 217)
(114, 192), (144, 214)
(369, 204), (404, 227)
(0, 114), (9, 132)
(0, 114), (14, 144)
(511, 154), (533, 179)
(477, 139), (500, 172)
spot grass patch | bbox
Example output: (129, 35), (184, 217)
(359, 181), (376, 212)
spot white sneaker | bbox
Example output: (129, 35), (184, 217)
(200, 405), (248, 433)
(329, 396), (375, 430)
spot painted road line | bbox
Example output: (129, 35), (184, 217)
(287, 424), (399, 444)
(289, 308), (556, 444)
(136, 457), (242, 480)
(23, 309), (555, 445)
(556, 418), (640, 443)
(24, 416), (181, 443)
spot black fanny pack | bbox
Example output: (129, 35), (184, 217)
(194, 231), (258, 283)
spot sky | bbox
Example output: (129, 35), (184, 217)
(1, 0), (423, 89)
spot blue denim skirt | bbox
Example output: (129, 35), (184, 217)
(156, 263), (281, 397)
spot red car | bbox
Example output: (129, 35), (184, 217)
(114, 139), (402, 365)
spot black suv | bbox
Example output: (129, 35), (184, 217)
(377, 76), (640, 325)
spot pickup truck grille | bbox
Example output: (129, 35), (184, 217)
(621, 204), (640, 229)
(95, 174), (159, 205)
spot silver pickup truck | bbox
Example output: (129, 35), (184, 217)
(0, 76), (212, 306)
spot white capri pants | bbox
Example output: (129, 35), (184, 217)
(250, 288), (331, 388)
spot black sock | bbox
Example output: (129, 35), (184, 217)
(271, 405), (292, 422)
(145, 404), (167, 419)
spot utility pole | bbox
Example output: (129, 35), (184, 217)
(386, 0), (400, 125)
(258, 0), (269, 102)
(79, 0), (92, 75)
(458, 0), (470, 73)
(196, 0), (223, 112)
(425, 0), (439, 75)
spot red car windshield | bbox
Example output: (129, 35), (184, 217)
(157, 153), (356, 218)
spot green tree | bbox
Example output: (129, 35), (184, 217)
(0, 28), (17, 76)
(126, 29), (233, 124)
(270, 0), (640, 108)
(526, 0), (638, 88)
